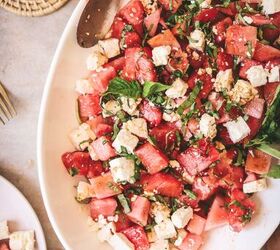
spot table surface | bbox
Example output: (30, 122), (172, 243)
(0, 1), (279, 249)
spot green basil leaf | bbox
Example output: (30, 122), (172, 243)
(117, 194), (131, 214)
(264, 164), (280, 179)
(105, 77), (142, 99)
(257, 144), (280, 160)
(143, 81), (170, 98)
(177, 81), (202, 115)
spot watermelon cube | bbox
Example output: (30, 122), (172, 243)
(91, 136), (116, 161)
(127, 196), (150, 227)
(122, 225), (150, 250)
(90, 197), (118, 219)
(187, 214), (206, 235)
(135, 142), (168, 174)
(245, 149), (272, 175)
(178, 233), (203, 250)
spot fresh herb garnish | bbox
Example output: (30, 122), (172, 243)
(69, 167), (78, 177)
(184, 188), (197, 200)
(117, 194), (131, 213)
(105, 77), (142, 99)
(177, 81), (202, 115)
(143, 81), (170, 98)
(245, 41), (253, 59)
(263, 164), (280, 179)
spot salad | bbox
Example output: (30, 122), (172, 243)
(62, 0), (280, 249)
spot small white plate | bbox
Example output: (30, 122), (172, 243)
(0, 176), (47, 250)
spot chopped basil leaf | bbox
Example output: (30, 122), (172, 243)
(112, 119), (120, 140)
(69, 167), (79, 177)
(143, 81), (171, 98)
(245, 41), (253, 59)
(257, 144), (280, 160)
(184, 189), (197, 200)
(117, 194), (131, 213)
(263, 164), (280, 179)
(75, 197), (91, 204)
(105, 77), (142, 99)
(177, 81), (202, 115)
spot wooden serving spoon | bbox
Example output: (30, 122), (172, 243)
(77, 0), (124, 48)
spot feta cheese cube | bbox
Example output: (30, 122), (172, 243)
(199, 113), (217, 139)
(108, 233), (135, 250)
(76, 181), (95, 201)
(174, 229), (187, 247)
(152, 46), (172, 66)
(0, 221), (9, 240)
(75, 79), (94, 94)
(69, 123), (96, 150)
(150, 239), (170, 250)
(171, 207), (193, 229)
(112, 129), (139, 153)
(214, 69), (234, 92)
(200, 0), (211, 8)
(123, 118), (148, 138)
(98, 38), (120, 59)
(150, 202), (171, 224)
(268, 66), (280, 82)
(9, 231), (35, 250)
(243, 16), (253, 24)
(224, 116), (251, 143)
(154, 219), (177, 239)
(120, 97), (141, 116)
(97, 222), (116, 242)
(109, 157), (135, 183)
(166, 78), (188, 99)
(262, 0), (280, 14)
(243, 178), (267, 193)
(246, 65), (268, 87)
(102, 100), (121, 118)
(86, 44), (108, 71)
(163, 112), (180, 122)
(229, 80), (258, 105)
(189, 29), (205, 52)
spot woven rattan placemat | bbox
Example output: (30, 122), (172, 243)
(0, 0), (69, 17)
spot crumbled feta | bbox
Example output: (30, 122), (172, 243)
(112, 129), (139, 153)
(123, 118), (148, 138)
(246, 65), (268, 87)
(182, 171), (195, 184)
(86, 45), (108, 71)
(150, 202), (171, 224)
(75, 79), (94, 94)
(97, 222), (116, 242)
(199, 113), (217, 139)
(243, 178), (267, 193)
(189, 29), (206, 52)
(0, 221), (9, 240)
(214, 69), (234, 92)
(97, 215), (108, 228)
(174, 229), (187, 247)
(98, 38), (120, 59)
(200, 0), (211, 8)
(166, 78), (188, 99)
(152, 46), (172, 66)
(140, 0), (158, 14)
(69, 123), (96, 150)
(120, 97), (141, 116)
(108, 233), (135, 250)
(76, 181), (95, 201)
(171, 207), (193, 229)
(163, 112), (180, 122)
(150, 239), (170, 250)
(9, 231), (35, 250)
(268, 66), (280, 82)
(224, 116), (251, 143)
(109, 157), (135, 183)
(243, 16), (253, 24)
(87, 217), (99, 232)
(169, 160), (180, 169)
(262, 0), (280, 14)
(229, 80), (258, 105)
(154, 219), (177, 239)
(102, 100), (121, 118)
